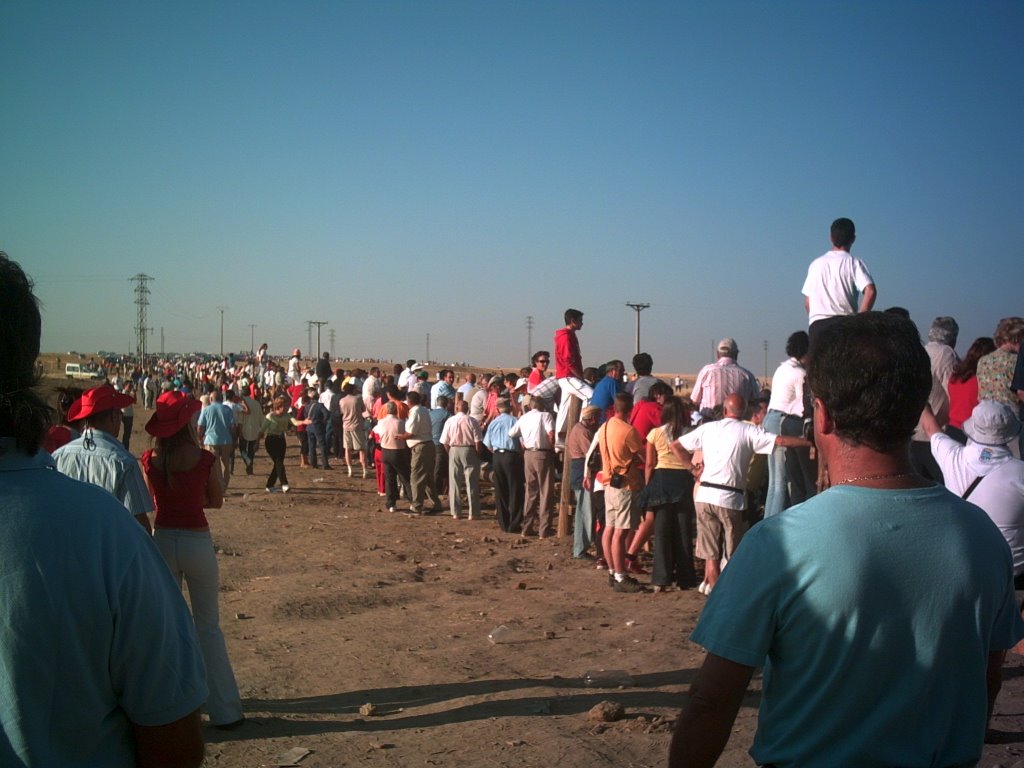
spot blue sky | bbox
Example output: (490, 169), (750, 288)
(2, 0), (1021, 374)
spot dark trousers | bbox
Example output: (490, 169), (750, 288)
(382, 447), (412, 508)
(781, 414), (816, 506)
(308, 427), (330, 468)
(491, 450), (525, 532)
(121, 416), (133, 451)
(434, 444), (449, 495)
(910, 440), (944, 483)
(265, 434), (288, 488)
(238, 436), (258, 473)
(328, 415), (342, 457)
(652, 497), (698, 588)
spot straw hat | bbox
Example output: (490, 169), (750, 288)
(145, 390), (202, 438)
(67, 385), (135, 422)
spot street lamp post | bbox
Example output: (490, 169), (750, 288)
(625, 302), (651, 355)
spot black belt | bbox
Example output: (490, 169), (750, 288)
(493, 448), (515, 453)
(526, 447), (553, 452)
(700, 480), (746, 494)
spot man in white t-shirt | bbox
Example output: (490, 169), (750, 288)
(672, 393), (808, 593)
(802, 217), (876, 333)
(923, 400), (1024, 582)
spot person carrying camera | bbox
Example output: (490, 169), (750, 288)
(585, 392), (645, 593)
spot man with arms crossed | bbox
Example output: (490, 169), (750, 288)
(669, 312), (1024, 768)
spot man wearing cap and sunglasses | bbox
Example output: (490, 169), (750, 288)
(53, 383), (154, 534)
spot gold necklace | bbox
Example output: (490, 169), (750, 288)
(834, 471), (917, 486)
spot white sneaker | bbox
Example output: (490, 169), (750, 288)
(265, 487), (274, 493)
(362, 467), (368, 479)
(698, 581), (707, 595)
(388, 506), (396, 513)
(347, 466), (353, 477)
(282, 484), (290, 493)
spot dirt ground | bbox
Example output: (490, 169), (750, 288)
(45, 370), (1024, 767)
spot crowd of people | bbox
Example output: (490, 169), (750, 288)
(3, 214), (1024, 767)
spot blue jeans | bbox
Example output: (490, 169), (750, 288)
(763, 410), (788, 519)
(573, 488), (593, 558)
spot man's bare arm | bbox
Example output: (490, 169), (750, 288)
(133, 708), (205, 768)
(919, 404), (942, 439)
(669, 654), (755, 768)
(858, 283), (877, 313)
(669, 441), (694, 466)
(774, 435), (811, 449)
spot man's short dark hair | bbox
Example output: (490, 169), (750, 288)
(564, 308), (583, 325)
(785, 331), (810, 359)
(830, 217), (856, 249)
(632, 352), (653, 376)
(406, 359), (416, 368)
(807, 313), (930, 453)
(613, 392), (634, 415)
(406, 391), (421, 406)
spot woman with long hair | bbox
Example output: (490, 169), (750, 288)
(638, 396), (699, 591)
(141, 391), (244, 730)
(947, 336), (996, 444)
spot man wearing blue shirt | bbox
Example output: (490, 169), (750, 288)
(590, 360), (624, 423)
(53, 383), (154, 534)
(484, 399), (524, 532)
(198, 390), (237, 489)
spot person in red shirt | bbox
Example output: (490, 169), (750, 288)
(554, 308), (594, 448)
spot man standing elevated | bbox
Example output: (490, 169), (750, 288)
(802, 216), (876, 340)
(670, 312), (1024, 768)
(554, 308), (593, 448)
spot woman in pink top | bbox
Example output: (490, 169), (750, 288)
(947, 337), (995, 444)
(141, 391), (244, 730)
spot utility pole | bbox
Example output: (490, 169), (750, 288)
(763, 340), (769, 380)
(525, 315), (534, 361)
(329, 328), (336, 358)
(248, 324), (256, 355)
(160, 327), (165, 356)
(216, 306), (227, 357)
(309, 321), (328, 358)
(306, 321), (313, 357)
(130, 274), (152, 364)
(625, 302), (651, 355)
(426, 333), (430, 363)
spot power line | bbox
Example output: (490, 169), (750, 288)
(525, 315), (534, 362)
(130, 274), (153, 363)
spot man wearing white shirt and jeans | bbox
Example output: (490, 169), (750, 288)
(673, 393), (809, 594)
(764, 331), (813, 518)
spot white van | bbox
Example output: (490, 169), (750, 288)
(65, 363), (103, 381)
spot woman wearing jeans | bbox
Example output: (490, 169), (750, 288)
(141, 390), (244, 730)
